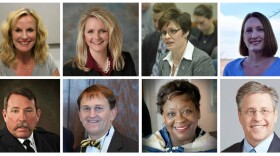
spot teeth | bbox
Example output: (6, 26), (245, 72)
(88, 120), (99, 123)
(19, 42), (30, 45)
(93, 41), (103, 45)
(175, 126), (187, 130)
(252, 125), (265, 128)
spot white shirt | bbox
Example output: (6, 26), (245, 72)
(163, 41), (194, 76)
(18, 133), (37, 152)
(85, 126), (115, 153)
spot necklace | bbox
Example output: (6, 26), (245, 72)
(202, 34), (210, 44)
(100, 57), (110, 73)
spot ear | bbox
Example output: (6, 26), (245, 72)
(110, 107), (118, 122)
(274, 110), (278, 123)
(36, 109), (41, 122)
(238, 111), (242, 124)
(184, 31), (189, 38)
(2, 109), (7, 122)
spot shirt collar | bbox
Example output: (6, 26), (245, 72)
(243, 133), (274, 153)
(18, 132), (35, 145)
(163, 41), (194, 67)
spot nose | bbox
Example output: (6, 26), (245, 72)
(19, 110), (26, 121)
(251, 30), (258, 38)
(89, 108), (97, 117)
(175, 113), (185, 123)
(21, 31), (28, 39)
(252, 111), (262, 121)
(93, 31), (100, 39)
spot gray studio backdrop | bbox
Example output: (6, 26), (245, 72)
(220, 79), (280, 151)
(63, 3), (139, 75)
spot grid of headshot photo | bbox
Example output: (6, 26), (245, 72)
(0, 0), (280, 156)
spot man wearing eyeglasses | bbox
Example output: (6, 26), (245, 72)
(223, 81), (280, 152)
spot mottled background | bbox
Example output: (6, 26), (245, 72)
(63, 3), (139, 75)
(0, 79), (60, 136)
(63, 79), (139, 149)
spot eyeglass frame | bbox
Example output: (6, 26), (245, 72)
(240, 108), (275, 117)
(161, 28), (182, 37)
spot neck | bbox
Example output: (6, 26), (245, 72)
(89, 49), (108, 66)
(203, 23), (215, 35)
(171, 134), (195, 147)
(16, 51), (33, 64)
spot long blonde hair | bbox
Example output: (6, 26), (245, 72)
(74, 7), (124, 72)
(0, 8), (49, 67)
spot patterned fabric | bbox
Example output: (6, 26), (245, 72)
(80, 139), (101, 152)
(143, 126), (217, 152)
(151, 38), (168, 76)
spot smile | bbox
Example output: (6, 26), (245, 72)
(18, 41), (32, 45)
(250, 125), (265, 129)
(174, 125), (189, 132)
(249, 40), (262, 45)
(92, 41), (103, 45)
(87, 119), (100, 123)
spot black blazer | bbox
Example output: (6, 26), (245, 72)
(75, 129), (138, 152)
(142, 31), (160, 76)
(63, 52), (136, 76)
(63, 127), (74, 152)
(0, 123), (60, 152)
(222, 133), (280, 152)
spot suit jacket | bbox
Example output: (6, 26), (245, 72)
(63, 52), (136, 76)
(222, 133), (280, 152)
(63, 127), (74, 152)
(142, 31), (160, 76)
(75, 129), (138, 152)
(0, 123), (60, 152)
(159, 47), (215, 76)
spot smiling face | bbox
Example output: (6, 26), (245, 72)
(79, 95), (117, 140)
(12, 15), (37, 54)
(2, 94), (40, 139)
(238, 93), (278, 147)
(161, 21), (189, 53)
(243, 17), (265, 54)
(84, 17), (109, 54)
(162, 94), (200, 146)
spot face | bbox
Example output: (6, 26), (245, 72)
(193, 15), (212, 34)
(162, 94), (200, 146)
(79, 95), (117, 139)
(84, 17), (109, 54)
(238, 93), (278, 146)
(161, 21), (189, 52)
(153, 12), (164, 31)
(12, 15), (37, 54)
(2, 94), (41, 139)
(243, 17), (265, 53)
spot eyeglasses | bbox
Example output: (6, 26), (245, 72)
(161, 28), (181, 37)
(241, 109), (274, 117)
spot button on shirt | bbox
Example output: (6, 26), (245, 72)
(243, 133), (274, 153)
(163, 41), (194, 76)
(85, 126), (115, 153)
(18, 133), (37, 152)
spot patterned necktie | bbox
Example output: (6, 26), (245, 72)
(249, 148), (256, 153)
(80, 138), (101, 152)
(23, 139), (35, 152)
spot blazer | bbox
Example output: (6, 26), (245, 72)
(0, 123), (60, 152)
(75, 129), (138, 152)
(222, 133), (280, 152)
(63, 52), (136, 76)
(159, 47), (215, 76)
(63, 127), (74, 152)
(142, 31), (161, 76)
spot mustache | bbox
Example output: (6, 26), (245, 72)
(13, 121), (32, 131)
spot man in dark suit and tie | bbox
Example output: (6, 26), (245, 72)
(0, 87), (60, 152)
(75, 84), (138, 152)
(223, 81), (280, 152)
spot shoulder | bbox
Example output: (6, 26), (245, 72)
(35, 127), (59, 141)
(224, 58), (244, 70)
(222, 141), (243, 152)
(192, 47), (211, 59)
(112, 129), (138, 152)
(63, 59), (84, 76)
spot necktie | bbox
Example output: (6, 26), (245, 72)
(23, 139), (35, 152)
(80, 139), (101, 152)
(249, 148), (256, 153)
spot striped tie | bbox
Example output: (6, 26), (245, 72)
(80, 139), (101, 152)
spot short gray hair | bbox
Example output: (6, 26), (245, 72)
(236, 81), (278, 111)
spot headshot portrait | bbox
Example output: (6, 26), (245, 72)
(0, 3), (60, 76)
(142, 79), (217, 152)
(221, 79), (280, 152)
(63, 79), (138, 152)
(63, 3), (138, 76)
(142, 3), (217, 76)
(220, 3), (280, 76)
(0, 79), (60, 152)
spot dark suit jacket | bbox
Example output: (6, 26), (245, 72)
(63, 52), (136, 76)
(63, 127), (74, 152)
(0, 123), (60, 152)
(75, 129), (138, 152)
(142, 31), (160, 76)
(222, 133), (280, 152)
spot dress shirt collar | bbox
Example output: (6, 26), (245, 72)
(243, 133), (274, 153)
(18, 132), (37, 152)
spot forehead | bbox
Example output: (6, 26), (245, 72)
(193, 15), (207, 21)
(15, 15), (36, 26)
(163, 94), (195, 110)
(244, 17), (262, 27)
(85, 17), (106, 29)
(163, 21), (179, 29)
(7, 94), (35, 108)
(241, 93), (274, 109)
(80, 93), (109, 106)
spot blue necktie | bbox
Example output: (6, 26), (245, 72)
(249, 148), (256, 153)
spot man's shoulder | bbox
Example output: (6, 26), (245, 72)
(222, 141), (243, 152)
(35, 127), (59, 139)
(109, 129), (138, 152)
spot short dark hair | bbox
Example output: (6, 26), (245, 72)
(158, 8), (192, 39)
(239, 12), (278, 56)
(77, 84), (116, 110)
(152, 3), (177, 13)
(193, 4), (213, 19)
(157, 80), (201, 114)
(4, 87), (38, 110)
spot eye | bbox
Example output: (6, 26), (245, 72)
(99, 29), (107, 33)
(257, 27), (264, 32)
(94, 106), (103, 112)
(14, 28), (22, 32)
(82, 107), (90, 112)
(161, 31), (167, 36)
(169, 29), (176, 34)
(27, 28), (34, 32)
(25, 109), (34, 113)
(167, 112), (176, 118)
(11, 109), (19, 113)
(183, 109), (192, 115)
(245, 28), (252, 33)
(87, 29), (93, 33)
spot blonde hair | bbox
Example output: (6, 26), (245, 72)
(74, 7), (124, 72)
(0, 8), (49, 67)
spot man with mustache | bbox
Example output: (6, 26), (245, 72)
(76, 84), (138, 152)
(0, 87), (59, 152)
(223, 81), (280, 152)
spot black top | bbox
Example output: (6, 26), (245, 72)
(63, 52), (136, 76)
(0, 123), (60, 152)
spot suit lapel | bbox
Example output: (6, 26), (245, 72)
(107, 130), (123, 152)
(268, 133), (280, 152)
(177, 59), (191, 76)
(1, 124), (26, 152)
